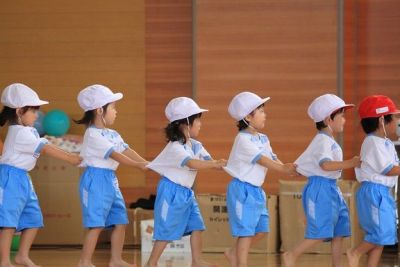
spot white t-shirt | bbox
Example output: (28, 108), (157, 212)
(355, 135), (399, 187)
(80, 127), (129, 170)
(147, 138), (211, 188)
(223, 131), (277, 187)
(0, 125), (48, 171)
(295, 132), (343, 179)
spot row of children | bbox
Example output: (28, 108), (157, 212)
(0, 83), (399, 267)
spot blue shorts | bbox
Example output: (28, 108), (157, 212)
(227, 178), (269, 237)
(356, 182), (397, 246)
(0, 164), (43, 232)
(302, 176), (351, 239)
(79, 167), (128, 228)
(153, 177), (205, 241)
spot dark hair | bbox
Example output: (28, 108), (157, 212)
(164, 113), (202, 143)
(361, 114), (393, 134)
(315, 108), (345, 130)
(74, 103), (109, 126)
(236, 104), (265, 131)
(0, 106), (40, 127)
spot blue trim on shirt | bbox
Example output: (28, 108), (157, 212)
(34, 141), (48, 155)
(381, 163), (394, 175)
(104, 147), (115, 159)
(181, 156), (192, 167)
(203, 155), (212, 161)
(251, 152), (263, 164)
(318, 157), (332, 166)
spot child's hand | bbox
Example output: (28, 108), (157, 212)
(351, 156), (361, 168)
(284, 163), (299, 176)
(137, 161), (149, 171)
(69, 154), (82, 166)
(214, 159), (227, 169)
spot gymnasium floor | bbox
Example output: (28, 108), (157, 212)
(12, 248), (400, 267)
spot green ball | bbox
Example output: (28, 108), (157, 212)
(43, 109), (70, 137)
(11, 235), (20, 251)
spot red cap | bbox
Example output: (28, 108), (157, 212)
(358, 95), (400, 119)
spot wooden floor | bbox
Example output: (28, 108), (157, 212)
(10, 248), (400, 267)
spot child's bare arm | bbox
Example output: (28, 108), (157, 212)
(186, 158), (226, 170)
(257, 156), (297, 176)
(110, 151), (148, 170)
(122, 147), (147, 162)
(41, 144), (82, 166)
(385, 165), (400, 176)
(320, 156), (360, 171)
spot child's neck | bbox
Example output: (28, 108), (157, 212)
(244, 127), (258, 135)
(320, 128), (335, 138)
(93, 117), (106, 129)
(372, 129), (386, 138)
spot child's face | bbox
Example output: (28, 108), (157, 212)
(103, 102), (117, 125)
(189, 117), (201, 138)
(328, 112), (346, 133)
(247, 106), (266, 130)
(19, 108), (38, 127)
(385, 114), (400, 139)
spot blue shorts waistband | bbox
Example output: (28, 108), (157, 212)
(0, 164), (28, 174)
(232, 177), (260, 188)
(308, 176), (337, 184)
(160, 176), (192, 190)
(85, 166), (115, 174)
(361, 181), (390, 190)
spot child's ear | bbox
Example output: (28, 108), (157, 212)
(244, 114), (252, 122)
(96, 108), (103, 116)
(16, 108), (22, 117)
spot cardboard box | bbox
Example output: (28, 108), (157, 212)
(279, 180), (364, 254)
(125, 208), (154, 245)
(141, 219), (191, 253)
(197, 194), (279, 253)
(31, 156), (109, 245)
(31, 156), (85, 244)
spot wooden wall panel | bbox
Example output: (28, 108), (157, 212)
(0, 0), (145, 187)
(195, 0), (338, 194)
(343, 0), (400, 178)
(144, 1), (193, 191)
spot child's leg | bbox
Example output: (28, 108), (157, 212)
(109, 224), (135, 267)
(225, 233), (266, 267)
(14, 228), (40, 267)
(190, 230), (217, 267)
(346, 241), (377, 267)
(0, 228), (15, 267)
(331, 237), (344, 267)
(236, 237), (252, 267)
(144, 240), (168, 267)
(366, 245), (383, 267)
(282, 238), (322, 267)
(78, 227), (103, 267)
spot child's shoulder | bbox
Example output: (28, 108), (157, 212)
(237, 131), (269, 143)
(12, 125), (38, 138)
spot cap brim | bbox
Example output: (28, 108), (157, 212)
(28, 100), (49, 107)
(261, 97), (271, 104)
(110, 92), (123, 102)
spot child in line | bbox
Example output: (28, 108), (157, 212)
(0, 83), (82, 267)
(283, 94), (361, 267)
(223, 92), (298, 267)
(145, 97), (226, 267)
(75, 84), (148, 267)
(347, 95), (400, 267)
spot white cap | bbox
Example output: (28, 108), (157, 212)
(1, 83), (48, 108)
(77, 84), (123, 111)
(228, 92), (270, 121)
(307, 94), (354, 122)
(165, 97), (208, 122)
